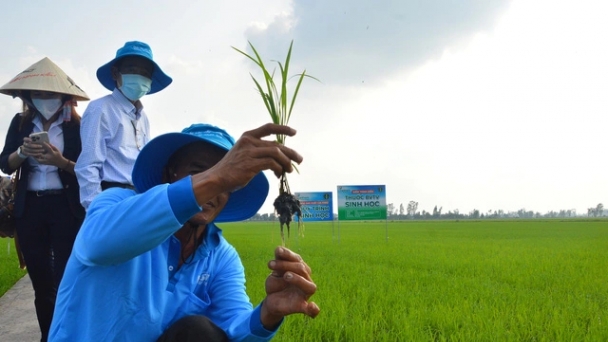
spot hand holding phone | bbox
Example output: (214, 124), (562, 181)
(29, 131), (50, 145)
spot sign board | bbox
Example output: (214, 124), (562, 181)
(295, 192), (333, 221)
(337, 185), (387, 220)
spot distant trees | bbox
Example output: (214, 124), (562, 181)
(432, 206), (442, 218)
(381, 202), (592, 220)
(588, 203), (604, 217)
(247, 201), (602, 221)
(388, 203), (409, 219)
(249, 213), (276, 221)
(516, 209), (535, 218)
(406, 201), (418, 218)
(470, 209), (480, 219)
(421, 210), (430, 219)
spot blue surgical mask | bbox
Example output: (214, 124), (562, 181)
(119, 74), (152, 101)
(32, 98), (63, 120)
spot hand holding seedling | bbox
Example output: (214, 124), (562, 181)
(262, 246), (320, 329)
(194, 123), (302, 203)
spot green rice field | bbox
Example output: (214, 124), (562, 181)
(222, 220), (608, 341)
(0, 239), (27, 296)
(1, 220), (607, 341)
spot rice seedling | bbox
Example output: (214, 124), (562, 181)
(232, 40), (318, 245)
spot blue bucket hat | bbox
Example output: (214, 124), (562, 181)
(132, 124), (269, 223)
(96, 41), (172, 94)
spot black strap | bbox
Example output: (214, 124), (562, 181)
(27, 189), (65, 196)
(101, 181), (135, 191)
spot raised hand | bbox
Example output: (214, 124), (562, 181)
(261, 246), (320, 329)
(205, 123), (303, 194)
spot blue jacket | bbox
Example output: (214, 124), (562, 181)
(49, 177), (278, 341)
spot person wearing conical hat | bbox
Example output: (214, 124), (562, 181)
(74, 41), (172, 210)
(0, 57), (89, 341)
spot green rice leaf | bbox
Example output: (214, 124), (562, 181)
(291, 162), (300, 174)
(233, 39), (318, 157)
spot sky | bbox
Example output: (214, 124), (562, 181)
(0, 0), (607, 216)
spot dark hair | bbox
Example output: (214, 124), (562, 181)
(18, 91), (81, 130)
(112, 56), (155, 74)
(113, 57), (126, 70)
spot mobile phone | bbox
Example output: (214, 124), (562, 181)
(29, 131), (50, 144)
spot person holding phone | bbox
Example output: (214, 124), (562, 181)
(0, 57), (89, 341)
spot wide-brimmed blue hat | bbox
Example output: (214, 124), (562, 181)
(132, 124), (269, 223)
(96, 41), (172, 94)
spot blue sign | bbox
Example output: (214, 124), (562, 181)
(295, 192), (334, 221)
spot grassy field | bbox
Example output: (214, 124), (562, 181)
(221, 220), (608, 341)
(0, 239), (27, 296)
(1, 220), (606, 341)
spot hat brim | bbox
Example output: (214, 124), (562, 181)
(132, 133), (269, 223)
(0, 57), (90, 101)
(97, 56), (172, 94)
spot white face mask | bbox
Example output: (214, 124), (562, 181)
(32, 98), (63, 120)
(119, 74), (152, 101)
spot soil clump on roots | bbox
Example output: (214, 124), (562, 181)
(273, 177), (303, 245)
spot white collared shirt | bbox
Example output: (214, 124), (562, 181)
(27, 115), (64, 191)
(74, 88), (150, 209)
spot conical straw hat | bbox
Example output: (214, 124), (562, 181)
(0, 57), (89, 101)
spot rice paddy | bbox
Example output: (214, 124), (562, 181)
(1, 219), (606, 341)
(222, 219), (608, 341)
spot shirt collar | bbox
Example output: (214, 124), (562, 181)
(190, 223), (221, 261)
(32, 114), (63, 131)
(111, 88), (144, 119)
(205, 223), (221, 248)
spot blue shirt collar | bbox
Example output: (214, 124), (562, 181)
(188, 223), (222, 261)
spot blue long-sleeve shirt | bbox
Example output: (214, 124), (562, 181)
(74, 88), (150, 209)
(49, 177), (279, 341)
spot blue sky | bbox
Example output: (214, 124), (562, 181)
(1, 0), (607, 215)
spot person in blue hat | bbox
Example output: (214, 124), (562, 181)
(50, 123), (319, 341)
(75, 41), (173, 209)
